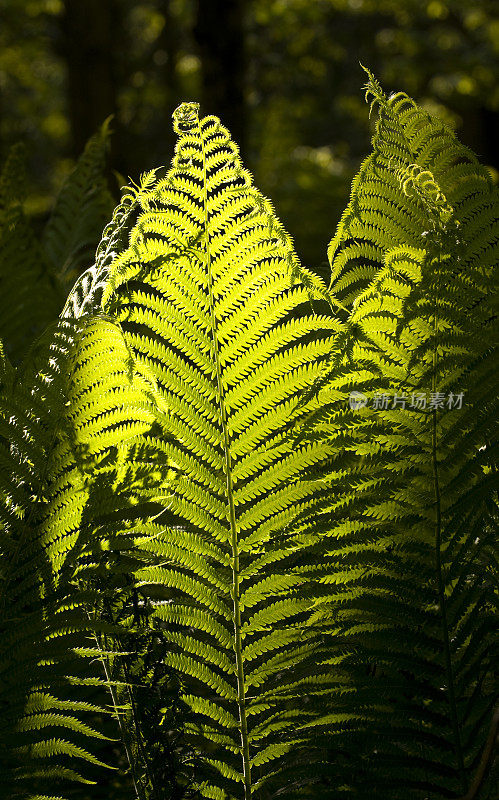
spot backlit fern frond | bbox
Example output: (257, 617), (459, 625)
(99, 102), (338, 799)
(304, 76), (498, 798)
(0, 322), (112, 798)
(328, 67), (497, 310)
(0, 197), (179, 796)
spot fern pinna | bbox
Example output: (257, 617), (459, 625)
(304, 72), (498, 798)
(95, 101), (338, 799)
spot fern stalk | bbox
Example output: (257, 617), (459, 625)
(97, 627), (145, 799)
(200, 123), (252, 797)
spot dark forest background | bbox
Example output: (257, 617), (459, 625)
(1, 0), (498, 283)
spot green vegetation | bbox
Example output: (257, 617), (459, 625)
(0, 70), (497, 800)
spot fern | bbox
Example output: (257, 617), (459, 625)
(0, 121), (115, 365)
(94, 101), (339, 799)
(42, 118), (115, 289)
(0, 144), (61, 364)
(1, 78), (496, 800)
(0, 172), (175, 797)
(304, 72), (498, 798)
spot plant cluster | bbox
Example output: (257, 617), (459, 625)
(0, 72), (497, 800)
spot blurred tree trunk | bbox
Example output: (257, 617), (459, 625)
(157, 1), (179, 109)
(193, 0), (247, 157)
(477, 106), (499, 171)
(458, 105), (499, 174)
(155, 0), (180, 163)
(60, 0), (120, 159)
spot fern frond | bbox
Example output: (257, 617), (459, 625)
(42, 118), (115, 287)
(96, 102), (335, 798)
(309, 75), (498, 798)
(0, 223), (180, 797)
(0, 145), (62, 364)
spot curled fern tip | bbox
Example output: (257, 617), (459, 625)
(173, 102), (201, 133)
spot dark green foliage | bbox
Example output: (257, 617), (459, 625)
(0, 144), (61, 365)
(0, 76), (497, 800)
(302, 70), (498, 798)
(0, 121), (114, 365)
(42, 119), (115, 289)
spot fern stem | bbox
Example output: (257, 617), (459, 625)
(431, 282), (466, 794)
(97, 625), (146, 800)
(457, 706), (499, 800)
(112, 607), (157, 800)
(199, 124), (252, 798)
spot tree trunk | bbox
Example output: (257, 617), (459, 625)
(60, 0), (120, 158)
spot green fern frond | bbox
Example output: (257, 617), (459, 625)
(42, 118), (115, 287)
(328, 67), (495, 310)
(307, 75), (498, 798)
(95, 102), (336, 798)
(0, 229), (180, 797)
(0, 145), (62, 364)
